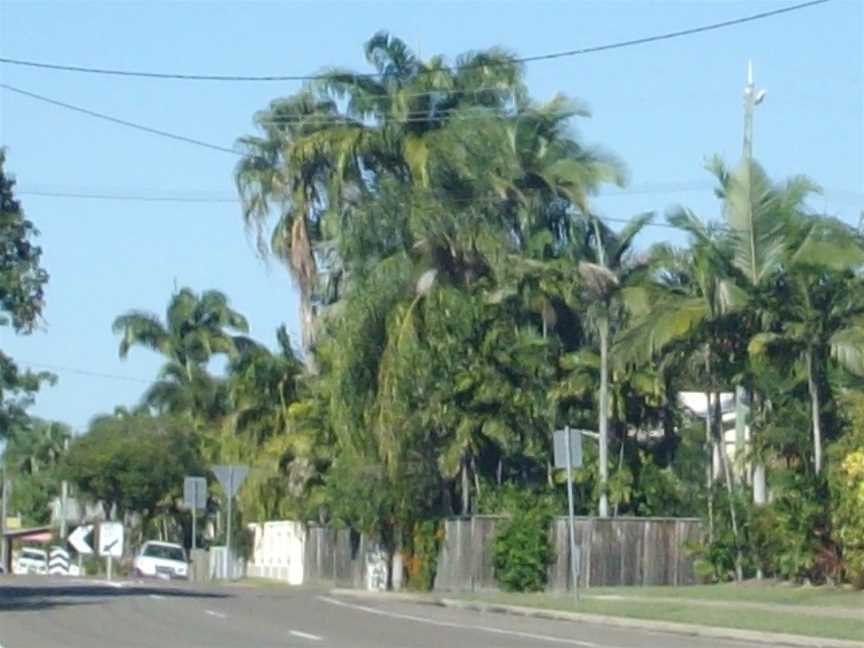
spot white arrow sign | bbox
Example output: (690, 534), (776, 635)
(68, 525), (94, 555)
(99, 522), (124, 558)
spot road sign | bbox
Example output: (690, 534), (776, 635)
(68, 524), (94, 555)
(213, 465), (248, 581)
(48, 548), (70, 575)
(183, 476), (207, 510)
(553, 428), (583, 470)
(98, 522), (124, 558)
(554, 426), (584, 601)
(213, 465), (248, 498)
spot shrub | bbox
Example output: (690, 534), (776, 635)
(404, 520), (442, 591)
(492, 491), (553, 592)
(830, 446), (864, 588)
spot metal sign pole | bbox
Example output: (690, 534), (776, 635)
(565, 426), (580, 602)
(225, 472), (233, 580)
(191, 481), (198, 553)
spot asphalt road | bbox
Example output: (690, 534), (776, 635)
(0, 576), (768, 648)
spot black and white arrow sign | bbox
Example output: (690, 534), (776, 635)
(68, 525), (94, 555)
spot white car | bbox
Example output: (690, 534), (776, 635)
(14, 547), (48, 575)
(133, 541), (189, 580)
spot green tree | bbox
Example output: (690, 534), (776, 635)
(113, 288), (251, 419)
(63, 414), (203, 524)
(0, 150), (51, 442)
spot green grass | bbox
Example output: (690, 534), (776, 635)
(454, 590), (864, 642)
(582, 582), (864, 609)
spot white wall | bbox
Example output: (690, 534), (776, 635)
(246, 520), (305, 585)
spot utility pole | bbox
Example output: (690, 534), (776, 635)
(742, 60), (766, 162)
(59, 438), (69, 539)
(741, 60), (768, 507)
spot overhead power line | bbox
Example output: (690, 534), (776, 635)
(17, 181), (717, 204)
(0, 83), (240, 156)
(19, 361), (152, 385)
(0, 1), (830, 82)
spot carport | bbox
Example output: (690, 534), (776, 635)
(1, 526), (52, 574)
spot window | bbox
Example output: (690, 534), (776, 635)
(143, 544), (186, 562)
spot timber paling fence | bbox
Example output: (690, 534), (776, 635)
(433, 515), (703, 592)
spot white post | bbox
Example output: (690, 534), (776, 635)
(565, 426), (580, 601)
(107, 555), (113, 581)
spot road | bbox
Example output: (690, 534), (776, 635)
(0, 576), (768, 648)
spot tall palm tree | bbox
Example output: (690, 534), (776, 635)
(616, 211), (747, 577)
(578, 213), (653, 517)
(235, 33), (528, 362)
(709, 156), (821, 503)
(749, 215), (864, 474)
(113, 288), (251, 417)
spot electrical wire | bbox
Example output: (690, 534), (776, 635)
(17, 181), (717, 204)
(0, 83), (241, 156)
(0, 0), (830, 82)
(18, 361), (152, 384)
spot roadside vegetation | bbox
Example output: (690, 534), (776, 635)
(2, 33), (864, 595)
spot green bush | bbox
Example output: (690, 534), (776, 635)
(829, 432), (864, 588)
(404, 520), (441, 591)
(492, 491), (553, 592)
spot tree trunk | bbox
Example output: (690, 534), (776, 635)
(598, 316), (610, 518)
(715, 390), (743, 582)
(751, 388), (767, 506)
(461, 458), (470, 515)
(497, 459), (503, 486)
(807, 346), (823, 474)
(300, 295), (318, 373)
(704, 347), (716, 542)
(470, 455), (482, 505)
(612, 439), (625, 517)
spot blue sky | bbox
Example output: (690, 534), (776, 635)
(0, 0), (861, 432)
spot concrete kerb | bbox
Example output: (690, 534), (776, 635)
(329, 589), (864, 648)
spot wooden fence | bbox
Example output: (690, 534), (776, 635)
(434, 515), (703, 592)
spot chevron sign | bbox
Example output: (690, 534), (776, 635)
(48, 547), (70, 575)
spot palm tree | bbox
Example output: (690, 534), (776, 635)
(616, 211), (747, 577)
(113, 288), (251, 417)
(710, 156), (822, 502)
(749, 215), (864, 474)
(5, 419), (71, 476)
(235, 33), (528, 362)
(577, 213), (653, 517)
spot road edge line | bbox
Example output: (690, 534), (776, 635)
(328, 589), (864, 648)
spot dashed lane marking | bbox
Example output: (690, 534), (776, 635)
(205, 610), (227, 619)
(289, 630), (323, 641)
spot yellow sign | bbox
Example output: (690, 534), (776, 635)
(4, 517), (21, 530)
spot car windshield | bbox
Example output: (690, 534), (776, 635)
(22, 550), (45, 560)
(143, 544), (186, 562)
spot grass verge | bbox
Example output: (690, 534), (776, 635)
(455, 589), (864, 642)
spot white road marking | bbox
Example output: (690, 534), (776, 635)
(289, 630), (323, 641)
(84, 580), (126, 589)
(148, 594), (165, 600)
(318, 596), (618, 648)
(205, 610), (227, 619)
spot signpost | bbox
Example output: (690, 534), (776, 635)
(183, 476), (207, 552)
(213, 465), (248, 580)
(98, 522), (124, 581)
(553, 426), (583, 600)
